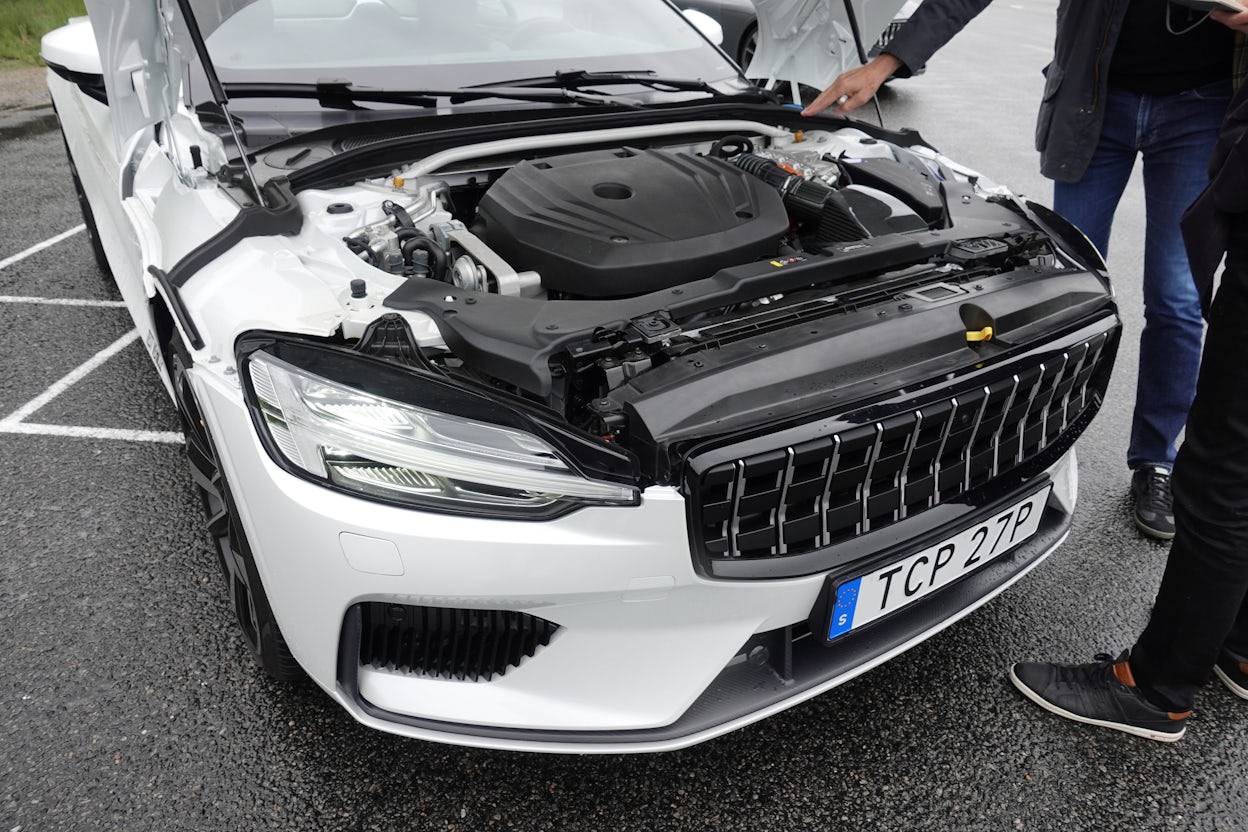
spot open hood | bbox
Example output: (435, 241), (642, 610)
(85, 0), (263, 149)
(746, 0), (909, 91)
(82, 0), (906, 150)
(85, 0), (200, 149)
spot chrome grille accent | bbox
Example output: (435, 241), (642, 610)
(690, 332), (1113, 562)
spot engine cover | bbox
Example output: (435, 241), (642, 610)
(473, 148), (789, 298)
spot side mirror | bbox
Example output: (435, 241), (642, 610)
(41, 17), (103, 75)
(682, 9), (724, 46)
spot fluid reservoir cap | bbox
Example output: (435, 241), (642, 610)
(350, 279), (367, 298)
(327, 202), (354, 215)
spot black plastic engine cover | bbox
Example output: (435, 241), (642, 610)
(839, 156), (945, 226)
(473, 148), (789, 298)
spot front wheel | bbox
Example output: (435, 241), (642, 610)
(169, 342), (303, 682)
(738, 24), (758, 72)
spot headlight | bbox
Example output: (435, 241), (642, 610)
(239, 339), (639, 518)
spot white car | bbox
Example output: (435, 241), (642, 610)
(681, 0), (926, 79)
(42, 0), (1119, 753)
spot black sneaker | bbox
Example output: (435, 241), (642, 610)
(1131, 465), (1175, 540)
(1009, 651), (1190, 742)
(1214, 651), (1248, 700)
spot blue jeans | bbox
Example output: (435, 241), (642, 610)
(1053, 81), (1230, 470)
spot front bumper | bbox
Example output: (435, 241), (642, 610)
(195, 367), (1080, 753)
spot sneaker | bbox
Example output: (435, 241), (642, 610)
(1131, 465), (1175, 540)
(1009, 651), (1190, 742)
(1214, 651), (1248, 700)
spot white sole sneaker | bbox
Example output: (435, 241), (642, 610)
(1214, 663), (1248, 700)
(1008, 665), (1186, 743)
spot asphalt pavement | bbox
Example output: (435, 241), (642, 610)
(3, 2), (1247, 829)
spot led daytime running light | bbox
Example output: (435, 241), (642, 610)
(247, 352), (637, 507)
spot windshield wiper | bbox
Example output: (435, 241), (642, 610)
(220, 81), (643, 111)
(467, 70), (771, 101)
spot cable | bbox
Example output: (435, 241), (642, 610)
(1166, 2), (1212, 35)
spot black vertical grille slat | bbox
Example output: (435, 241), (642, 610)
(519, 616), (533, 666)
(357, 604), (558, 682)
(689, 332), (1114, 564)
(433, 609), (446, 677)
(441, 610), (452, 675)
(468, 612), (486, 682)
(501, 616), (516, 672)
(487, 614), (503, 674)
(420, 608), (434, 674)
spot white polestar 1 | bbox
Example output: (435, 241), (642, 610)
(42, 0), (1119, 752)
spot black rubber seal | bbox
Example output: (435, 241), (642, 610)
(148, 265), (205, 350)
(168, 177), (303, 288)
(45, 60), (108, 105)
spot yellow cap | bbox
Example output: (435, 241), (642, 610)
(393, 177), (405, 188)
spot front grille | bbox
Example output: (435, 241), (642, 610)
(357, 602), (559, 682)
(689, 329), (1114, 564)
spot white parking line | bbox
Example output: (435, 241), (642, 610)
(0, 225), (86, 271)
(0, 295), (127, 308)
(0, 422), (183, 444)
(0, 328), (183, 445)
(1, 329), (143, 425)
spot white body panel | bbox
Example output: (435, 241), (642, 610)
(193, 357), (1078, 750)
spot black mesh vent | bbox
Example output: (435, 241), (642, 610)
(358, 603), (559, 682)
(336, 133), (416, 152)
(689, 330), (1114, 563)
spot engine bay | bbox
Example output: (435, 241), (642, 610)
(328, 128), (957, 301)
(284, 123), (1104, 479)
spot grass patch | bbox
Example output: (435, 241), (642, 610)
(0, 0), (88, 67)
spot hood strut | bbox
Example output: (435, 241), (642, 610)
(173, 0), (267, 207)
(839, 0), (885, 127)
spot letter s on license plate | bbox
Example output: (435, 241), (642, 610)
(826, 485), (1052, 640)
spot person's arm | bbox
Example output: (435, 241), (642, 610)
(802, 0), (997, 116)
(1206, 11), (1248, 184)
(1210, 8), (1248, 33)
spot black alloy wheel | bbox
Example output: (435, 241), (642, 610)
(739, 24), (758, 72)
(168, 342), (304, 682)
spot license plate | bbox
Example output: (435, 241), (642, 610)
(826, 484), (1052, 640)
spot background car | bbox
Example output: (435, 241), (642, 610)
(683, 0), (925, 79)
(41, 0), (1116, 753)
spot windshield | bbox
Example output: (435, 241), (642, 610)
(192, 0), (738, 90)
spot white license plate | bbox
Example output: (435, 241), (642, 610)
(826, 484), (1052, 639)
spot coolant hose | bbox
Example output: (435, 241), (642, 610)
(398, 231), (448, 281)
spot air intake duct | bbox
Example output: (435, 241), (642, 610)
(733, 154), (868, 242)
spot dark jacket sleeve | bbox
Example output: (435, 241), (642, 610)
(883, 0), (997, 76)
(1181, 81), (1248, 317)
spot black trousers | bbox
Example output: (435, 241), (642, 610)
(1131, 223), (1248, 712)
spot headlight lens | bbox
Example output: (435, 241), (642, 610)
(244, 349), (639, 515)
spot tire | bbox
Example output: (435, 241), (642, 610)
(168, 341), (304, 682)
(738, 24), (758, 72)
(57, 126), (113, 280)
